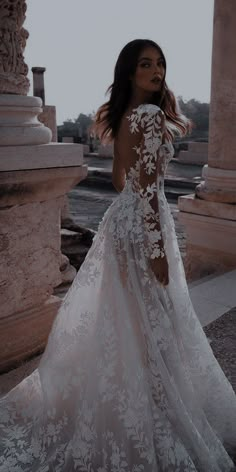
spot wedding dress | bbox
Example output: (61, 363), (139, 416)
(1, 104), (236, 472)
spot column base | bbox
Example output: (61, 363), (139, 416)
(0, 296), (62, 373)
(0, 95), (52, 145)
(196, 165), (236, 202)
(0, 142), (87, 371)
(178, 194), (236, 280)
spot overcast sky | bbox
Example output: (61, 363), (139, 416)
(24, 0), (214, 124)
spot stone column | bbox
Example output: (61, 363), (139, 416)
(196, 0), (236, 202)
(31, 67), (58, 142)
(0, 0), (87, 372)
(0, 0), (51, 146)
(32, 66), (46, 104)
(0, 0), (30, 95)
(178, 0), (236, 280)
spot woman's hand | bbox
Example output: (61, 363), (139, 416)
(150, 255), (169, 286)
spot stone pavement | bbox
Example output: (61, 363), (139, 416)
(83, 154), (204, 183)
(189, 269), (236, 327)
(82, 155), (203, 199)
(204, 306), (236, 392)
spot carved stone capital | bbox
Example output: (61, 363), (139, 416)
(0, 0), (30, 95)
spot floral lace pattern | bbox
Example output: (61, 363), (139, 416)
(0, 104), (236, 471)
(126, 104), (171, 260)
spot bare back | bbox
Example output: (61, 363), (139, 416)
(113, 108), (142, 183)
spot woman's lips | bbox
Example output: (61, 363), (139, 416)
(151, 77), (162, 84)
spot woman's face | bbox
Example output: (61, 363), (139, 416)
(132, 46), (165, 94)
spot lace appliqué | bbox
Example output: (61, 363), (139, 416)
(127, 104), (170, 260)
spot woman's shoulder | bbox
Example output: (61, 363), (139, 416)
(127, 103), (165, 135)
(136, 103), (164, 116)
(127, 103), (164, 118)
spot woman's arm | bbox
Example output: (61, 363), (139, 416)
(135, 106), (166, 259)
(128, 104), (169, 285)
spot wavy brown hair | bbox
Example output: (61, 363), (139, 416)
(92, 39), (192, 143)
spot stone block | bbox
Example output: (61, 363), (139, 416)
(98, 143), (114, 158)
(62, 137), (74, 143)
(178, 194), (236, 280)
(39, 105), (58, 142)
(0, 142), (87, 371)
(83, 144), (90, 155)
(0, 199), (62, 318)
(0, 167), (87, 207)
(188, 142), (208, 153)
(178, 193), (236, 220)
(0, 296), (61, 373)
(0, 143), (84, 172)
(178, 151), (208, 165)
(59, 254), (77, 285)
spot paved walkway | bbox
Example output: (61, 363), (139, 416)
(189, 269), (236, 327)
(84, 155), (203, 183)
(204, 306), (236, 392)
(83, 156), (203, 198)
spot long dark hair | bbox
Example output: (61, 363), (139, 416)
(93, 39), (192, 142)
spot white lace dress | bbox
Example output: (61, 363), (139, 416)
(1, 104), (236, 472)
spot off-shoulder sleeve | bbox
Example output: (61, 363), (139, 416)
(129, 105), (166, 260)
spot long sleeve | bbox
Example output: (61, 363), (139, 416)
(129, 104), (166, 261)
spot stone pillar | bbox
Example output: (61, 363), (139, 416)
(32, 66), (57, 142)
(0, 0), (30, 95)
(196, 0), (236, 201)
(0, 0), (51, 146)
(178, 0), (236, 280)
(32, 67), (46, 104)
(0, 0), (87, 372)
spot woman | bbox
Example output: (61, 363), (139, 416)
(0, 39), (236, 472)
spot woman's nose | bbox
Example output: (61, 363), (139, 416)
(154, 63), (163, 76)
